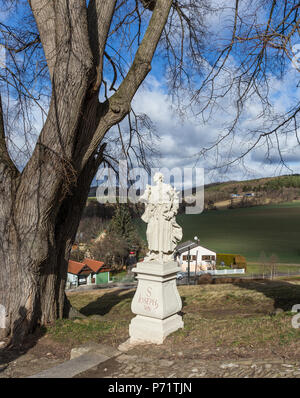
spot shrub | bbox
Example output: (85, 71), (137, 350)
(69, 247), (85, 262)
(216, 265), (231, 270)
(217, 253), (235, 266)
(213, 277), (234, 284)
(235, 254), (247, 270)
(197, 273), (213, 285)
(216, 253), (247, 271)
(90, 232), (129, 271)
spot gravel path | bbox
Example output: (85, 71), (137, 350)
(76, 353), (300, 378)
(1, 348), (300, 378)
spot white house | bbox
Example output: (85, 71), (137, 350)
(175, 240), (216, 272)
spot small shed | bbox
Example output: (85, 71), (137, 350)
(67, 258), (111, 287)
(175, 241), (216, 272)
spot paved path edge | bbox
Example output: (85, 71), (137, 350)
(28, 344), (122, 378)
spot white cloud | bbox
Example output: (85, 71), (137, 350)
(132, 65), (300, 184)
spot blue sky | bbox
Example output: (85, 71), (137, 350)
(1, 0), (300, 186)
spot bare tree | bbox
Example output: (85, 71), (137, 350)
(0, 0), (174, 345)
(190, 0), (300, 171)
(76, 217), (109, 244)
(90, 233), (129, 271)
(268, 253), (279, 280)
(1, 0), (300, 346)
(258, 251), (268, 278)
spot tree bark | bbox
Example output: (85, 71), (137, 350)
(0, 142), (105, 344)
(0, 0), (172, 345)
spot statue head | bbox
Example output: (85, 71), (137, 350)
(153, 172), (164, 184)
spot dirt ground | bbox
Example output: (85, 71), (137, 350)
(1, 279), (300, 378)
(0, 332), (71, 378)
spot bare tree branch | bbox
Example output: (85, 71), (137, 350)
(87, 0), (117, 93)
(0, 94), (19, 174)
(81, 0), (173, 169)
(28, 0), (56, 80)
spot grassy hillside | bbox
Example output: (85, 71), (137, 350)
(87, 175), (300, 264)
(205, 174), (300, 193)
(135, 202), (300, 264)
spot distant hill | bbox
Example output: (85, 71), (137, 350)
(88, 174), (300, 210)
(196, 174), (300, 209)
(204, 174), (300, 193)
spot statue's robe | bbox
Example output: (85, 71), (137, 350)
(141, 183), (182, 256)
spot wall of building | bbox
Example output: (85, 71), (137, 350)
(67, 271), (110, 287)
(178, 245), (216, 272)
(96, 272), (110, 284)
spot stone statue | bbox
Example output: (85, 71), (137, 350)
(140, 172), (182, 263)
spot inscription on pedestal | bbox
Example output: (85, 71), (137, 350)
(138, 287), (159, 313)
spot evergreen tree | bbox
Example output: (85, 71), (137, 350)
(109, 204), (139, 248)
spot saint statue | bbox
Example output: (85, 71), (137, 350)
(140, 172), (182, 263)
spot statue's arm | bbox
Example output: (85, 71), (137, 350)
(140, 184), (151, 202)
(164, 188), (180, 219)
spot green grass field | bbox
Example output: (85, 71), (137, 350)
(45, 281), (300, 360)
(135, 202), (300, 264)
(246, 263), (300, 275)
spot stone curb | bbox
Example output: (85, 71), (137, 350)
(27, 343), (122, 378)
(67, 282), (137, 293)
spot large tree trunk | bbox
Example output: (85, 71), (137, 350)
(0, 0), (172, 346)
(0, 145), (106, 344)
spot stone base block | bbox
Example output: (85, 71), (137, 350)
(129, 314), (184, 345)
(131, 261), (183, 319)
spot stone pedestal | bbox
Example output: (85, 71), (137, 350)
(129, 261), (184, 344)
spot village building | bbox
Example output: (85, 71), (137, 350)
(175, 240), (216, 272)
(67, 258), (111, 288)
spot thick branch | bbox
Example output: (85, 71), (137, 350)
(15, 0), (94, 230)
(87, 0), (117, 92)
(140, 0), (156, 11)
(81, 0), (173, 169)
(28, 0), (56, 80)
(117, 0), (172, 101)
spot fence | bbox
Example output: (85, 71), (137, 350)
(198, 269), (300, 278)
(203, 269), (245, 275)
(247, 270), (300, 280)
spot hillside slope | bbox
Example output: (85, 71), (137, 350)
(135, 202), (300, 263)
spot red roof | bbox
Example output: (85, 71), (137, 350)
(82, 258), (104, 272)
(68, 260), (87, 275)
(68, 258), (111, 275)
(83, 258), (109, 272)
